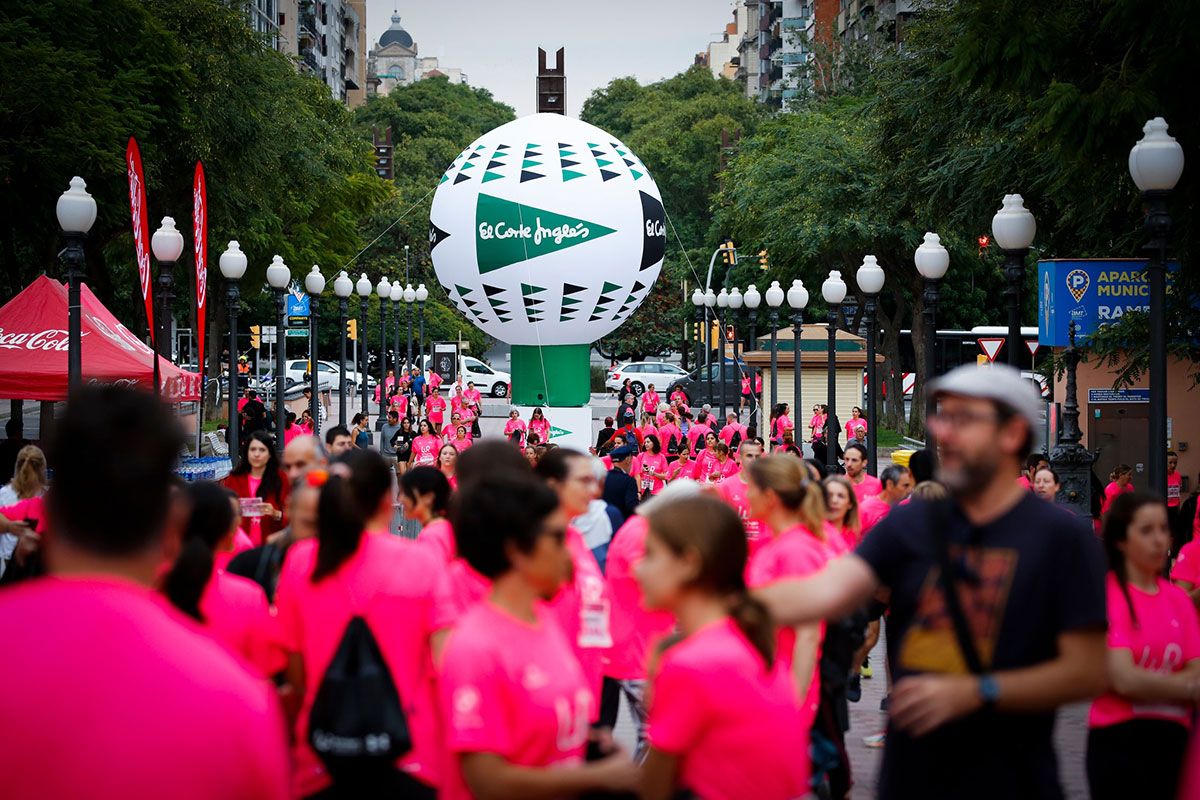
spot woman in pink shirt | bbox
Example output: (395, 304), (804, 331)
(410, 420), (441, 468)
(440, 473), (637, 799)
(844, 406), (868, 442)
(637, 494), (810, 800)
(448, 426), (473, 455)
(399, 466), (454, 564)
(425, 390), (447, 434)
(638, 412), (659, 442)
(822, 475), (862, 556)
(528, 406), (551, 445)
(669, 388), (689, 412)
(1087, 493), (1200, 799)
(275, 449), (445, 799)
(222, 431), (289, 547)
(641, 384), (661, 414)
(809, 404), (827, 444)
(691, 431), (720, 481)
(770, 402), (794, 444)
(503, 408), (527, 446)
(438, 443), (461, 488)
(656, 412), (683, 460)
(633, 434), (670, 497)
(163, 481), (279, 677)
(745, 456), (829, 753)
(1100, 464), (1135, 517)
(667, 446), (693, 482)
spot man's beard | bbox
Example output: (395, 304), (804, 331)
(936, 450), (1000, 498)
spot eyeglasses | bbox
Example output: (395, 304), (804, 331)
(929, 409), (1001, 429)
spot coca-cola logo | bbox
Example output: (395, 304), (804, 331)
(193, 180), (206, 311)
(126, 149), (152, 311)
(0, 327), (87, 351)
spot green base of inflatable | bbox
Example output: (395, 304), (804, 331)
(510, 344), (591, 407)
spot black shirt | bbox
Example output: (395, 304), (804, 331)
(595, 427), (616, 451)
(854, 494), (1106, 800)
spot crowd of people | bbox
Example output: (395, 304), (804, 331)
(3, 362), (1200, 799)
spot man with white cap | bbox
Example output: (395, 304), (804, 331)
(756, 364), (1107, 799)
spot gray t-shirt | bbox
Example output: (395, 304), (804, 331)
(379, 422), (402, 458)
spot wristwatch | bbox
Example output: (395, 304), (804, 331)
(978, 674), (1000, 708)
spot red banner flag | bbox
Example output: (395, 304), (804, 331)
(125, 138), (155, 345)
(193, 162), (207, 379)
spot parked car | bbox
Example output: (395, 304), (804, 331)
(283, 359), (375, 394)
(664, 360), (751, 408)
(605, 361), (689, 396)
(419, 355), (511, 398)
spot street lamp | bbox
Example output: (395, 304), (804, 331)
(266, 255), (292, 455)
(404, 283), (416, 379)
(703, 288), (717, 407)
(1129, 116), (1185, 498)
(376, 276), (391, 414)
(716, 288), (729, 423)
(915, 232), (950, 448)
(765, 280), (784, 441)
(305, 266), (325, 434)
(415, 283), (429, 374)
(992, 194), (1037, 369)
(389, 281), (403, 396)
(333, 270), (353, 428)
(151, 216), (185, 398)
(728, 287), (744, 420)
(821, 271), (847, 471)
(56, 177), (97, 395)
(744, 284), (762, 429)
(691, 289), (704, 400)
(218, 241), (248, 460)
(787, 279), (809, 452)
(355, 273), (372, 416)
(855, 255), (885, 474)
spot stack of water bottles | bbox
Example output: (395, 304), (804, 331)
(175, 457), (233, 483)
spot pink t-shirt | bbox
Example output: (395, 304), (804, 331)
(667, 458), (693, 482)
(1016, 475), (1033, 491)
(1167, 471), (1182, 507)
(439, 602), (593, 800)
(718, 477), (767, 557)
(412, 434), (441, 466)
(810, 414), (827, 441)
(274, 533), (444, 796)
(1170, 539), (1200, 586)
(647, 617), (809, 800)
(213, 530), (254, 573)
(669, 390), (689, 409)
(845, 418), (868, 441)
(432, 558), (492, 632)
(426, 395), (447, 424)
(1101, 481), (1134, 515)
(851, 474), (883, 503)
(284, 424), (306, 446)
(603, 516), (675, 680)
(638, 423), (659, 442)
(0, 576), (289, 800)
(428, 372), (443, 391)
(858, 495), (891, 535)
(199, 569), (282, 676)
(747, 524), (830, 727)
(503, 418), (527, 442)
(545, 527), (611, 708)
(417, 518), (456, 565)
(1089, 574), (1200, 729)
(687, 423), (712, 454)
(0, 496), (48, 534)
(642, 391), (660, 413)
(529, 417), (551, 444)
(633, 452), (670, 495)
(692, 449), (719, 481)
(771, 414), (794, 440)
(657, 422), (683, 453)
(450, 436), (473, 453)
(719, 422), (747, 447)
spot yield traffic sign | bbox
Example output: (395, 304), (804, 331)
(977, 338), (1005, 363)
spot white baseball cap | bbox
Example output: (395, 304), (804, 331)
(930, 364), (1043, 450)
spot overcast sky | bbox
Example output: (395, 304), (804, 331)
(364, 0), (739, 117)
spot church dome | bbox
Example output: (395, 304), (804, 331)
(379, 13), (413, 48)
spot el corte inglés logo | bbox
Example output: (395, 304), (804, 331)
(473, 194), (616, 274)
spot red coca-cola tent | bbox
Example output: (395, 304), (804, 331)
(0, 275), (201, 401)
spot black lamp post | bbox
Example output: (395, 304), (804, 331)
(266, 255), (292, 456)
(1129, 116), (1184, 498)
(305, 266), (325, 435)
(390, 280), (402, 383)
(787, 279), (809, 450)
(333, 271), (353, 428)
(1049, 321), (1096, 518)
(728, 288), (744, 419)
(404, 282), (416, 378)
(356, 273), (372, 417)
(717, 288), (729, 423)
(703, 288), (717, 406)
(765, 281), (784, 439)
(691, 289), (704, 398)
(914, 232), (949, 449)
(416, 283), (428, 373)
(821, 271), (847, 471)
(743, 284), (762, 430)
(376, 276), (391, 416)
(856, 256), (885, 474)
(151, 217), (186, 399)
(992, 194), (1037, 368)
(219, 241), (248, 460)
(55, 177), (97, 395)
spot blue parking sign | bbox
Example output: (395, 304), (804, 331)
(1037, 259), (1181, 347)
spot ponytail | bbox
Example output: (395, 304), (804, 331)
(164, 481), (236, 622)
(729, 591), (776, 669)
(312, 450), (393, 582)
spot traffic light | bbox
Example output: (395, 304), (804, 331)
(720, 239), (737, 265)
(347, 318), (358, 340)
(758, 249), (769, 270)
(725, 324), (736, 342)
(249, 325), (260, 349)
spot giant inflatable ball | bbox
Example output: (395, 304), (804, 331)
(429, 114), (666, 348)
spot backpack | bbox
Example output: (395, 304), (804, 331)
(728, 428), (742, 450)
(308, 615), (411, 785)
(666, 433), (680, 456)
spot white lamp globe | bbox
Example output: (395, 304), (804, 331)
(822, 271), (847, 305)
(991, 195), (1037, 251)
(703, 288), (717, 308)
(914, 233), (950, 280)
(333, 270), (353, 298)
(415, 284), (429, 302)
(856, 255), (885, 295)
(151, 217), (185, 262)
(1129, 117), (1185, 192)
(356, 273), (373, 297)
(744, 284), (762, 309)
(765, 280), (784, 308)
(728, 288), (743, 310)
(716, 288), (729, 308)
(691, 288), (704, 307)
(376, 277), (391, 299)
(266, 255), (291, 289)
(787, 279), (809, 309)
(218, 241), (248, 281)
(389, 282), (403, 302)
(56, 177), (97, 234)
(403, 283), (417, 303)
(305, 265), (325, 295)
